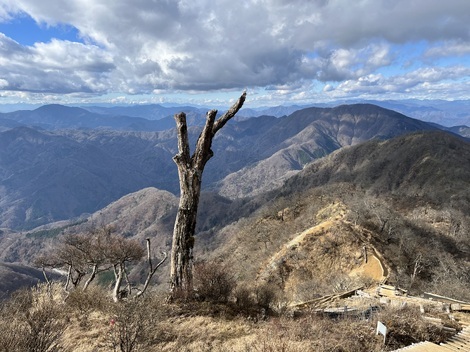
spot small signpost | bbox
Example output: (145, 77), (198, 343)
(376, 321), (387, 344)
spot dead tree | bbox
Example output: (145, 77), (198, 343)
(170, 91), (246, 295)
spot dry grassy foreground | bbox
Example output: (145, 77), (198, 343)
(0, 283), (464, 352)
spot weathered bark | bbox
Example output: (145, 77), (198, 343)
(170, 92), (246, 295)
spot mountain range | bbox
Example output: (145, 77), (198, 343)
(0, 104), (172, 131)
(81, 98), (470, 127)
(2, 99), (470, 131)
(0, 103), (445, 230)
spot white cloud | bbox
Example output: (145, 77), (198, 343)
(425, 40), (470, 57)
(0, 34), (114, 93)
(0, 3), (14, 22)
(313, 43), (393, 82)
(32, 40), (114, 72)
(0, 0), (469, 103)
(329, 66), (470, 99)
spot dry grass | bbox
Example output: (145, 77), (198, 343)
(0, 282), (462, 352)
(236, 316), (381, 352)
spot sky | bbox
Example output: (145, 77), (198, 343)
(0, 0), (469, 108)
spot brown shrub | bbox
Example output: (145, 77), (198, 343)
(68, 285), (110, 310)
(193, 260), (235, 303)
(65, 285), (110, 327)
(106, 296), (164, 352)
(232, 282), (280, 318)
(243, 314), (382, 352)
(254, 282), (279, 312)
(376, 305), (457, 349)
(0, 284), (68, 352)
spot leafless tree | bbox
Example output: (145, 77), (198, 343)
(170, 92), (246, 296)
(35, 230), (108, 291)
(105, 232), (144, 302)
(36, 227), (167, 301)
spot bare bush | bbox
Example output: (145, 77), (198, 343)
(233, 282), (279, 317)
(0, 284), (68, 352)
(233, 284), (256, 312)
(193, 260), (235, 303)
(107, 296), (161, 352)
(254, 282), (278, 311)
(243, 314), (382, 352)
(65, 285), (110, 327)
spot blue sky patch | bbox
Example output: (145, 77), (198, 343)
(0, 14), (81, 46)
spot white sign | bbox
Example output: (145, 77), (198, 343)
(376, 321), (387, 344)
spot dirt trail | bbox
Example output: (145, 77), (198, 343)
(350, 253), (384, 282)
(258, 201), (390, 301)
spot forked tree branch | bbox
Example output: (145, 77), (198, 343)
(135, 238), (168, 298)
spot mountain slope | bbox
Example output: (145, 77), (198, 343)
(0, 118), (23, 132)
(78, 187), (178, 240)
(282, 130), (470, 206)
(213, 104), (438, 198)
(0, 127), (177, 229)
(210, 130), (470, 300)
(0, 262), (58, 299)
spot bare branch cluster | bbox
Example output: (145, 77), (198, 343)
(35, 226), (166, 301)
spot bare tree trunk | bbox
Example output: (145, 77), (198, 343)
(123, 266), (132, 297)
(170, 92), (246, 295)
(113, 263), (124, 302)
(83, 264), (97, 291)
(64, 264), (72, 291)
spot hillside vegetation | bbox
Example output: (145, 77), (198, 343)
(211, 131), (470, 300)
